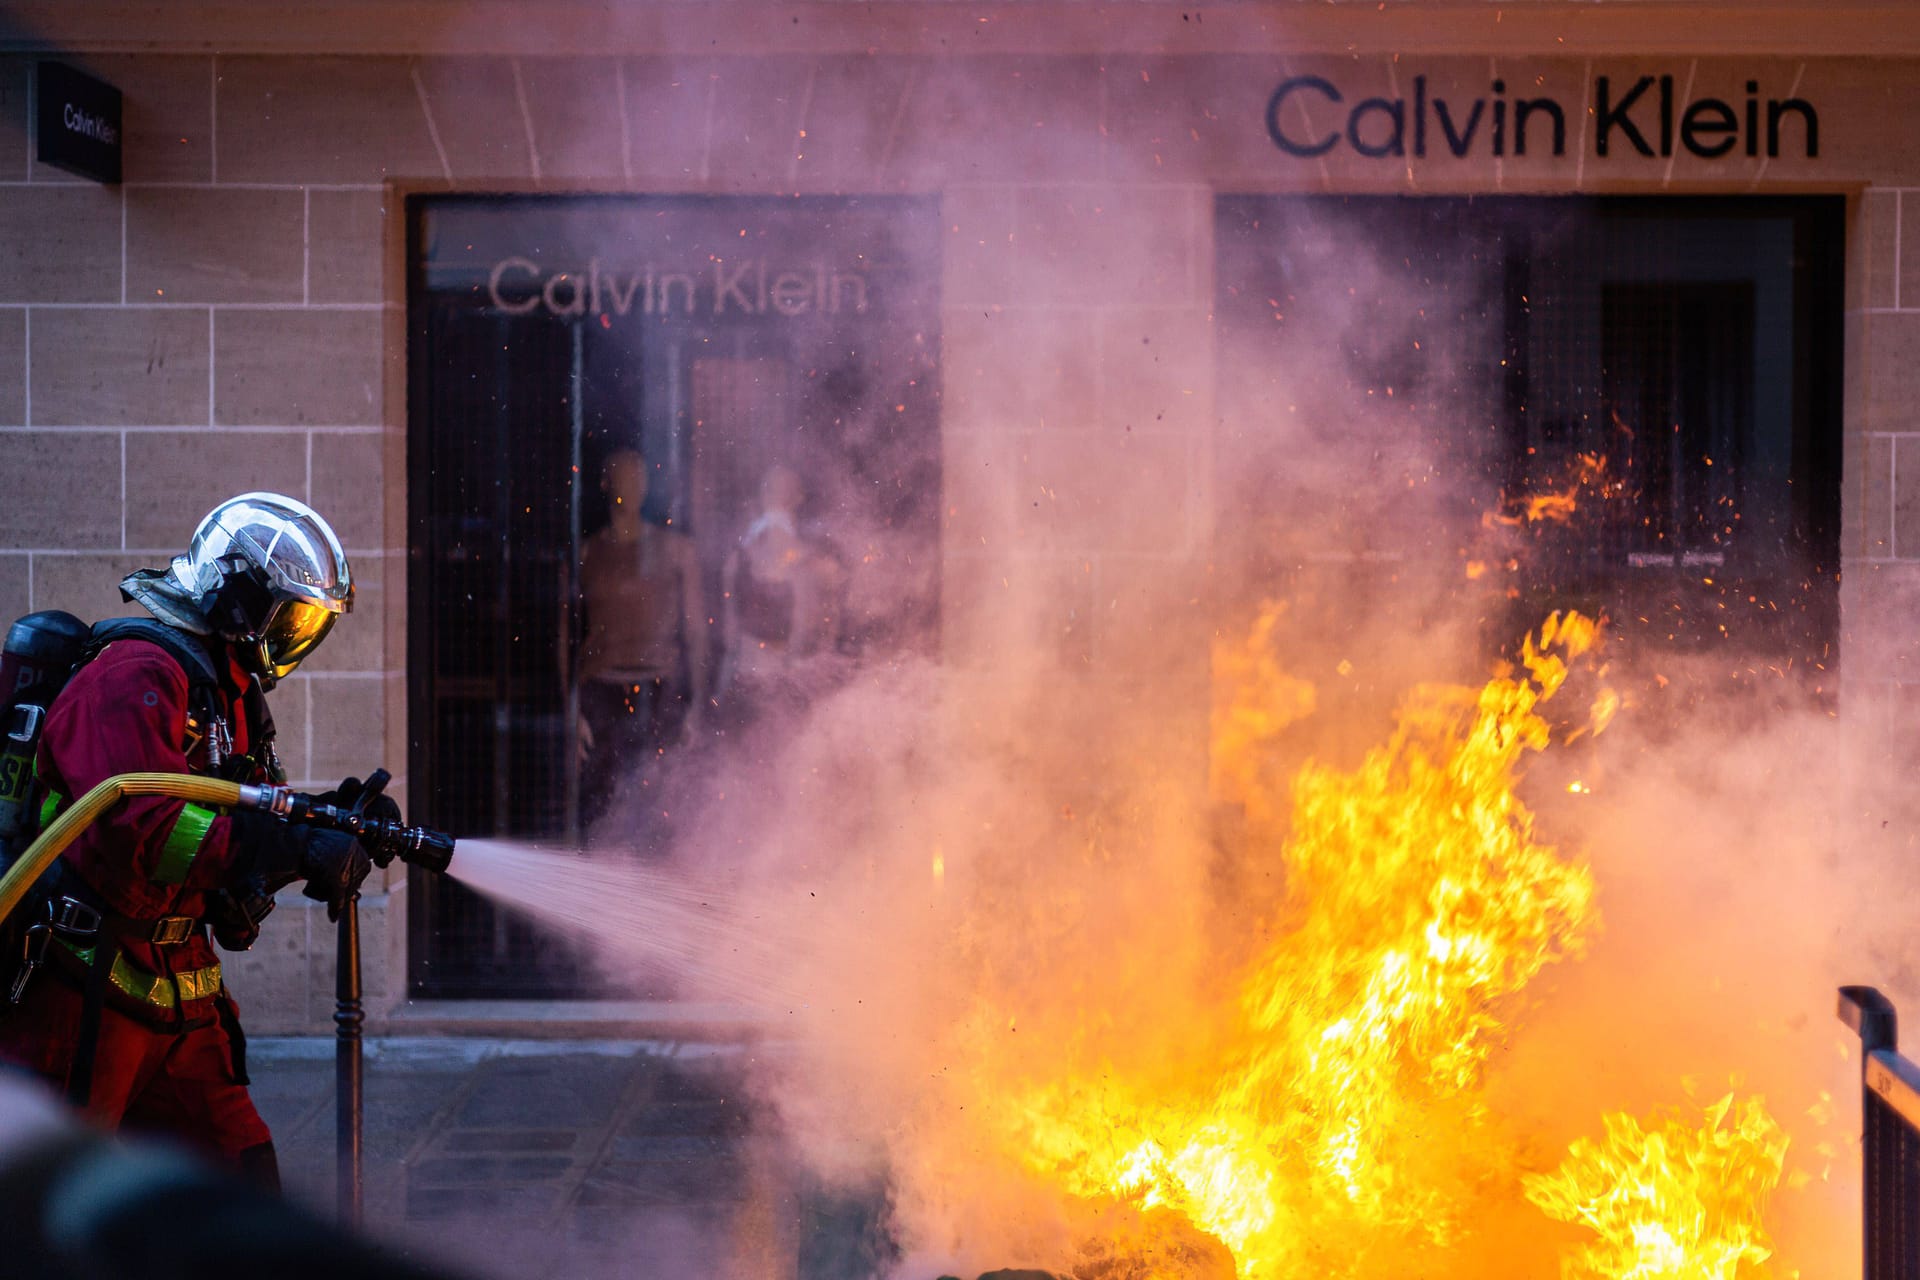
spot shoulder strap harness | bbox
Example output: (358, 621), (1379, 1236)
(84, 618), (277, 780)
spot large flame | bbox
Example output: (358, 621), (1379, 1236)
(989, 613), (1605, 1273)
(955, 609), (1787, 1279)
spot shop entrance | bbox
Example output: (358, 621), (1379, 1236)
(406, 195), (942, 998)
(1214, 196), (1844, 674)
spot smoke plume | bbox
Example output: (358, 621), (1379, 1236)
(401, 29), (1893, 1280)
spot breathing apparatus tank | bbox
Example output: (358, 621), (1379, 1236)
(0, 611), (91, 850)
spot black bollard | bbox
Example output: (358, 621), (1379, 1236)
(1838, 986), (1920, 1280)
(336, 892), (364, 1228)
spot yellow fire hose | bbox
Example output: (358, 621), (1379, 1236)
(0, 772), (261, 928)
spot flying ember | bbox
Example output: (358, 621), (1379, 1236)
(1485, 452), (1614, 528)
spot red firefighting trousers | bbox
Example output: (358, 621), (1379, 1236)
(0, 973), (271, 1166)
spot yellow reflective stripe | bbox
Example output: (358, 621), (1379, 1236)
(154, 802), (218, 885)
(174, 963), (222, 1002)
(56, 941), (222, 1010)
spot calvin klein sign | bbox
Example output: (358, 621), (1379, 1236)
(36, 62), (121, 184)
(1267, 75), (1819, 162)
(488, 256), (872, 320)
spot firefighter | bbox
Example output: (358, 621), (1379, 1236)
(0, 492), (377, 1189)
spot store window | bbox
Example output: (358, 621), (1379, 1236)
(407, 196), (942, 998)
(1214, 196), (1843, 673)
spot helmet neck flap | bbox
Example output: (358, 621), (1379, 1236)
(119, 568), (216, 636)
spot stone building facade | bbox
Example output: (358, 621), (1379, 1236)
(0, 1), (1913, 1030)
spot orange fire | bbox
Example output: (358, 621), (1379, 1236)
(966, 609), (1788, 1278)
(1524, 1095), (1789, 1280)
(1484, 452), (1612, 529)
(1208, 601), (1316, 830)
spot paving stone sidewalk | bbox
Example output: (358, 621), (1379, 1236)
(248, 1038), (888, 1280)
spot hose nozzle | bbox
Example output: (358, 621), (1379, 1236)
(360, 819), (455, 874)
(251, 771), (457, 875)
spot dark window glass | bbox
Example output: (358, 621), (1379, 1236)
(407, 195), (942, 998)
(1215, 196), (1843, 677)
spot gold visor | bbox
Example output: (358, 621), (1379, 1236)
(261, 598), (337, 677)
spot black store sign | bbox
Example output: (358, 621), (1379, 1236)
(36, 62), (120, 185)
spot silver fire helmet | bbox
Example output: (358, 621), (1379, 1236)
(167, 492), (354, 683)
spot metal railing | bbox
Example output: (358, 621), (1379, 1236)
(1840, 986), (1920, 1279)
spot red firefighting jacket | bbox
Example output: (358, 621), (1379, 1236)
(35, 636), (261, 1020)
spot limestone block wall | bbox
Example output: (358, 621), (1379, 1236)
(1853, 188), (1920, 742)
(0, 54), (402, 1031)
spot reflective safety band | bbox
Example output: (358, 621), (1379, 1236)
(38, 791), (60, 831)
(153, 803), (218, 886)
(58, 940), (221, 1009)
(172, 960), (223, 1003)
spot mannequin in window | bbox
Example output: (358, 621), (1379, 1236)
(715, 463), (848, 723)
(570, 449), (708, 819)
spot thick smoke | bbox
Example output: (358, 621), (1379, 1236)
(404, 35), (1894, 1280)
(607, 199), (1872, 1280)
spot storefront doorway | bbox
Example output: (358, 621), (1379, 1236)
(406, 195), (942, 998)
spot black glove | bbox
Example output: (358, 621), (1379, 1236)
(204, 887), (269, 952)
(227, 810), (309, 894)
(318, 775), (403, 828)
(295, 828), (373, 922)
(228, 812), (372, 922)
